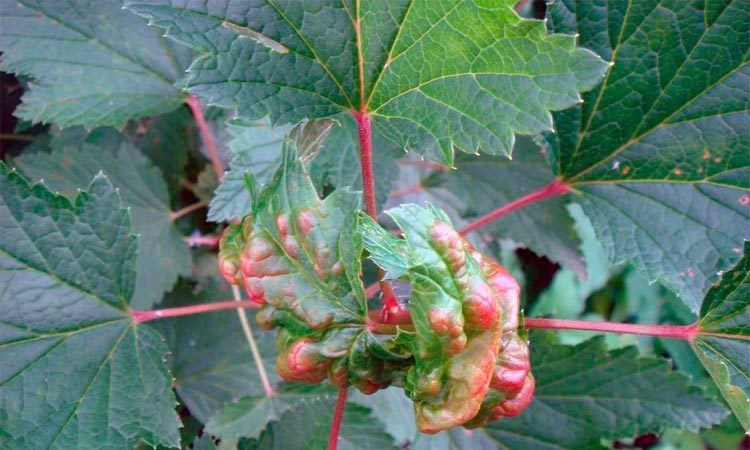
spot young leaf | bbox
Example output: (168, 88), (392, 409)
(208, 119), (289, 222)
(547, 0), (750, 310)
(205, 383), (335, 445)
(124, 0), (608, 164)
(0, 164), (180, 449)
(238, 399), (399, 450)
(424, 137), (584, 277)
(14, 137), (190, 309)
(693, 241), (750, 430)
(0, 0), (190, 128)
(484, 333), (728, 450)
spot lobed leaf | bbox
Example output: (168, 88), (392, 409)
(547, 0), (750, 310)
(693, 241), (750, 430)
(0, 164), (180, 449)
(0, 0), (190, 128)
(124, 0), (608, 164)
(14, 135), (190, 309)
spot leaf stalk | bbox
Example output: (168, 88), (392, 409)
(186, 95), (224, 180)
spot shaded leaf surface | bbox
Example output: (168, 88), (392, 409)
(14, 136), (190, 309)
(425, 137), (583, 276)
(693, 242), (750, 429)
(205, 383), (335, 444)
(239, 399), (399, 450)
(159, 281), (280, 423)
(0, 164), (179, 449)
(125, 0), (607, 163)
(547, 0), (750, 310)
(0, 0), (190, 128)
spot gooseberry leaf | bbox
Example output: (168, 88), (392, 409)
(424, 137), (584, 277)
(693, 241), (750, 430)
(484, 333), (728, 450)
(238, 398), (399, 450)
(547, 0), (750, 310)
(0, 0), (190, 128)
(14, 135), (191, 309)
(362, 203), (534, 433)
(124, 0), (608, 164)
(0, 164), (180, 449)
(205, 383), (335, 445)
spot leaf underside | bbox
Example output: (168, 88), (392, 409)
(0, 0), (189, 128)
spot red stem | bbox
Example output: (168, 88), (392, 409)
(352, 109), (401, 319)
(131, 300), (259, 323)
(184, 234), (220, 247)
(524, 318), (700, 340)
(186, 95), (224, 180)
(131, 301), (711, 341)
(459, 178), (570, 235)
(170, 199), (210, 221)
(327, 387), (349, 450)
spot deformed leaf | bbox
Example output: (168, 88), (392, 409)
(693, 241), (750, 430)
(217, 142), (412, 394)
(547, 0), (750, 310)
(0, 164), (180, 449)
(362, 204), (534, 433)
(14, 135), (190, 309)
(125, 0), (608, 164)
(0, 0), (190, 128)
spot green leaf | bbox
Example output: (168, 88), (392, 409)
(0, 0), (190, 128)
(238, 398), (399, 450)
(124, 0), (608, 164)
(0, 164), (180, 449)
(205, 383), (335, 445)
(547, 0), (750, 310)
(362, 203), (534, 433)
(208, 119), (289, 222)
(159, 280), (281, 423)
(484, 332), (728, 450)
(424, 137), (584, 276)
(693, 241), (750, 430)
(14, 135), (190, 309)
(208, 114), (398, 222)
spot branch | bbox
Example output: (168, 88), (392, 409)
(459, 178), (570, 234)
(131, 300), (260, 323)
(232, 285), (274, 397)
(186, 95), (224, 180)
(524, 318), (700, 340)
(184, 234), (220, 247)
(170, 199), (210, 221)
(352, 109), (401, 320)
(327, 387), (349, 450)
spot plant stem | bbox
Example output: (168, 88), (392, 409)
(397, 159), (450, 171)
(232, 285), (274, 397)
(327, 387), (349, 450)
(130, 300), (259, 323)
(352, 109), (401, 319)
(184, 234), (220, 247)
(131, 300), (728, 341)
(186, 95), (224, 180)
(459, 178), (570, 234)
(170, 199), (210, 221)
(526, 318), (699, 339)
(0, 133), (36, 141)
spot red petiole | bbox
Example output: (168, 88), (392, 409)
(131, 302), (710, 341)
